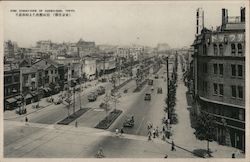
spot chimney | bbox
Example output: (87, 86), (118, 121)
(240, 7), (245, 22)
(222, 8), (228, 25)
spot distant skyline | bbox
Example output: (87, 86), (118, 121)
(3, 1), (246, 48)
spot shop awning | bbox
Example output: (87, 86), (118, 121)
(6, 97), (17, 103)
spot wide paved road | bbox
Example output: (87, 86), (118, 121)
(109, 64), (172, 136)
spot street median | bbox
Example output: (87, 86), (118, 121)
(57, 108), (90, 125)
(95, 109), (122, 129)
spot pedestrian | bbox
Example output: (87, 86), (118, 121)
(162, 133), (166, 141)
(171, 140), (176, 151)
(153, 129), (156, 138)
(156, 126), (159, 137)
(25, 116), (29, 126)
(115, 128), (119, 136)
(232, 153), (235, 158)
(148, 131), (152, 141)
(162, 125), (165, 133)
(120, 127), (124, 136)
(75, 120), (78, 128)
(164, 154), (168, 158)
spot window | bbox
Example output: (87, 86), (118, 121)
(239, 109), (244, 120)
(238, 43), (242, 55)
(213, 83), (218, 95)
(213, 64), (218, 74)
(231, 85), (236, 98)
(14, 75), (19, 83)
(219, 64), (223, 75)
(219, 44), (223, 56)
(31, 73), (35, 78)
(219, 84), (224, 96)
(231, 65), (236, 76)
(231, 44), (236, 55)
(204, 81), (208, 92)
(203, 63), (207, 73)
(238, 86), (243, 99)
(214, 44), (218, 55)
(51, 70), (53, 74)
(238, 65), (243, 77)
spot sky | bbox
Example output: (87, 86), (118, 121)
(2, 1), (247, 48)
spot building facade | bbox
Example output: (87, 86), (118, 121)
(4, 64), (20, 111)
(192, 8), (245, 151)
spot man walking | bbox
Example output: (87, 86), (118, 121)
(120, 127), (124, 136)
(171, 140), (176, 151)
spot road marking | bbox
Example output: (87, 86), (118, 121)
(136, 116), (145, 135)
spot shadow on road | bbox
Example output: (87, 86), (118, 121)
(193, 149), (213, 158)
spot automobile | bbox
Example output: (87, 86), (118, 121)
(157, 87), (163, 94)
(155, 74), (159, 79)
(97, 86), (105, 95)
(88, 92), (97, 102)
(144, 93), (151, 101)
(148, 79), (153, 85)
(98, 78), (107, 83)
(123, 116), (135, 127)
(54, 97), (63, 105)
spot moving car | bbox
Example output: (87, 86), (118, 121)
(97, 86), (105, 95)
(88, 92), (97, 102)
(144, 93), (151, 101)
(157, 87), (163, 94)
(148, 79), (153, 85)
(123, 116), (135, 127)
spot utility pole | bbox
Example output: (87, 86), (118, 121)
(166, 57), (170, 123)
(73, 84), (76, 114)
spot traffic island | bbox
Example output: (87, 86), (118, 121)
(95, 109), (122, 129)
(57, 108), (90, 125)
(133, 80), (148, 92)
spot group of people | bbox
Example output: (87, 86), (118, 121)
(115, 127), (124, 137)
(147, 123), (163, 141)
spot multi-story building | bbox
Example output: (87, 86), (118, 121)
(84, 57), (97, 80)
(192, 7), (245, 151)
(76, 39), (97, 58)
(4, 63), (20, 111)
(4, 40), (15, 57)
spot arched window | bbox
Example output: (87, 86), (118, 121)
(219, 44), (223, 56)
(214, 44), (218, 56)
(231, 44), (236, 55)
(238, 43), (242, 55)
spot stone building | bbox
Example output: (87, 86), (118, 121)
(192, 7), (245, 150)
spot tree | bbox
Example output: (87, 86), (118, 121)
(102, 93), (111, 116)
(111, 91), (121, 111)
(194, 112), (216, 157)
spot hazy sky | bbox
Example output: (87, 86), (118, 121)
(3, 1), (247, 48)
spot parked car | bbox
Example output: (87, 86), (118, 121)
(157, 87), (163, 94)
(97, 86), (105, 95)
(144, 93), (151, 101)
(88, 92), (97, 102)
(54, 97), (63, 105)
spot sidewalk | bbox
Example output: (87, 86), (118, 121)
(169, 59), (245, 158)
